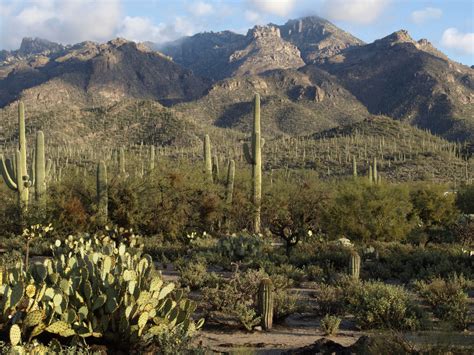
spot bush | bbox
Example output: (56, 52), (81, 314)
(177, 258), (218, 290)
(346, 280), (425, 330)
(323, 181), (414, 243)
(414, 274), (471, 330)
(320, 314), (341, 336)
(201, 269), (300, 330)
(314, 283), (346, 316)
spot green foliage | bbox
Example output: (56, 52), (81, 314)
(320, 314), (341, 336)
(346, 280), (425, 330)
(177, 258), (218, 290)
(414, 275), (471, 330)
(456, 184), (474, 214)
(201, 269), (298, 330)
(0, 230), (203, 350)
(324, 180), (414, 243)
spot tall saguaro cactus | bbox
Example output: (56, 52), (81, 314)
(352, 156), (357, 177)
(96, 161), (108, 225)
(244, 94), (263, 234)
(203, 134), (212, 181)
(34, 131), (46, 205)
(0, 102), (31, 211)
(225, 159), (235, 204)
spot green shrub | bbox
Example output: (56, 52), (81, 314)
(320, 314), (341, 336)
(177, 258), (218, 290)
(201, 269), (300, 330)
(346, 280), (425, 330)
(314, 283), (346, 316)
(414, 274), (471, 330)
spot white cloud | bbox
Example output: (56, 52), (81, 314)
(247, 0), (296, 17)
(1, 0), (122, 49)
(411, 7), (442, 24)
(118, 16), (197, 44)
(189, 1), (214, 16)
(441, 28), (474, 55)
(321, 0), (390, 25)
(245, 10), (261, 23)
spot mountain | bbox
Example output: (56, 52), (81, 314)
(320, 30), (474, 140)
(0, 38), (209, 108)
(0, 16), (473, 145)
(279, 16), (364, 63)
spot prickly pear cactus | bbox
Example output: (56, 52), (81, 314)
(0, 229), (203, 349)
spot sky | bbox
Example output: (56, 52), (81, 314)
(0, 0), (473, 65)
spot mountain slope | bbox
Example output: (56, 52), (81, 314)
(0, 38), (210, 108)
(174, 66), (371, 136)
(320, 30), (474, 140)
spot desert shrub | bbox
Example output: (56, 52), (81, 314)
(262, 178), (329, 255)
(320, 314), (341, 336)
(201, 269), (300, 330)
(346, 280), (425, 330)
(314, 283), (346, 316)
(409, 183), (460, 245)
(177, 258), (218, 290)
(414, 274), (471, 330)
(456, 184), (474, 214)
(363, 243), (473, 282)
(304, 265), (325, 282)
(323, 180), (414, 243)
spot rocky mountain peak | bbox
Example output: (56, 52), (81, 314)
(249, 25), (281, 39)
(375, 30), (415, 46)
(18, 37), (64, 56)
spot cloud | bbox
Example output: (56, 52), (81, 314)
(247, 0), (296, 17)
(118, 16), (197, 44)
(410, 7), (442, 24)
(245, 10), (261, 23)
(441, 28), (474, 55)
(321, 0), (390, 25)
(189, 1), (214, 16)
(0, 0), (122, 49)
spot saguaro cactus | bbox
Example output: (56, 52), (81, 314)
(119, 147), (126, 175)
(225, 159), (235, 204)
(212, 155), (220, 182)
(258, 278), (274, 330)
(349, 252), (361, 280)
(373, 157), (378, 183)
(96, 161), (108, 224)
(0, 102), (30, 211)
(34, 131), (46, 205)
(244, 94), (263, 233)
(203, 134), (212, 181)
(353, 156), (357, 177)
(149, 145), (155, 173)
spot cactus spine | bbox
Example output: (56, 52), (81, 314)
(349, 252), (361, 280)
(258, 278), (273, 330)
(203, 134), (212, 181)
(244, 94), (263, 233)
(225, 159), (235, 204)
(96, 161), (108, 224)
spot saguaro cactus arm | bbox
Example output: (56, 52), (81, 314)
(0, 154), (18, 190)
